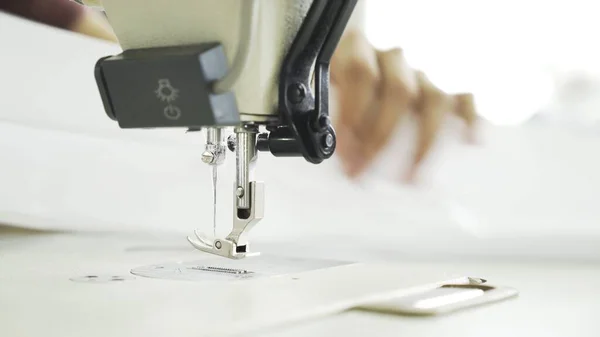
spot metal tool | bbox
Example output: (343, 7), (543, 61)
(90, 0), (358, 259)
(187, 180), (264, 259)
(355, 278), (519, 316)
(187, 124), (264, 258)
(201, 127), (226, 166)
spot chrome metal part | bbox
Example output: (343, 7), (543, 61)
(202, 127), (226, 166)
(187, 181), (264, 259)
(234, 125), (258, 209)
(227, 134), (237, 152)
(69, 274), (135, 283)
(355, 281), (519, 316)
(191, 266), (252, 275)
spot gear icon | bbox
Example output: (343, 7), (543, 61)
(155, 79), (179, 103)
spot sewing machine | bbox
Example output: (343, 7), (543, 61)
(89, 0), (356, 259)
(11, 5), (600, 334)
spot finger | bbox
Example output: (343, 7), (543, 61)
(0, 0), (82, 29)
(72, 7), (118, 42)
(331, 30), (379, 129)
(331, 30), (380, 175)
(451, 92), (478, 143)
(358, 48), (418, 171)
(335, 124), (365, 176)
(408, 71), (449, 181)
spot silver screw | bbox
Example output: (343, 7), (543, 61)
(236, 187), (244, 198)
(227, 134), (237, 152)
(201, 151), (214, 164)
(324, 133), (334, 148)
(214, 241), (222, 249)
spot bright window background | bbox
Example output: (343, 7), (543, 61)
(364, 0), (600, 126)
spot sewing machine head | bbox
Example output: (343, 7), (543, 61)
(88, 0), (358, 259)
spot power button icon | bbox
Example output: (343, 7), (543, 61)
(163, 105), (182, 120)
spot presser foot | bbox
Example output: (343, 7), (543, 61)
(187, 231), (259, 260)
(187, 181), (265, 260)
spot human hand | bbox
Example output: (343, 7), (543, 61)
(0, 0), (116, 42)
(71, 5), (117, 42)
(331, 29), (477, 182)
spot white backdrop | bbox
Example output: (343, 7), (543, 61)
(365, 0), (600, 126)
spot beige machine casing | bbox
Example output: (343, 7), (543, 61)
(99, 0), (365, 121)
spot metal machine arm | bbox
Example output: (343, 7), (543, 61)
(260, 0), (358, 164)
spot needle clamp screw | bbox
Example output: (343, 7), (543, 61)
(287, 83), (306, 104)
